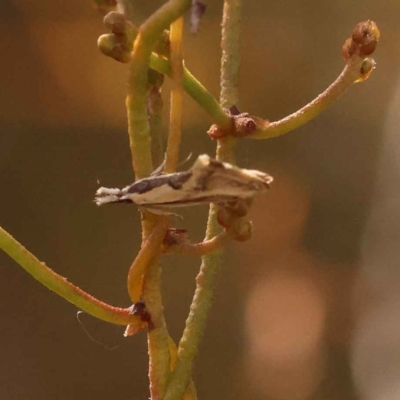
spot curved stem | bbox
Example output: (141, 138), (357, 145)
(126, 3), (193, 399)
(165, 16), (184, 173)
(168, 336), (198, 400)
(250, 55), (368, 139)
(165, 231), (232, 256)
(164, 0), (241, 397)
(149, 54), (232, 130)
(126, 0), (192, 180)
(127, 218), (168, 303)
(0, 226), (143, 327)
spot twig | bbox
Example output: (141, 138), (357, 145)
(126, 2), (192, 399)
(127, 218), (169, 303)
(165, 231), (232, 256)
(0, 226), (144, 328)
(249, 55), (371, 139)
(126, 0), (192, 180)
(165, 16), (185, 173)
(163, 0), (241, 398)
(149, 54), (232, 130)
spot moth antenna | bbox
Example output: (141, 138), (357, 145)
(151, 156), (167, 176)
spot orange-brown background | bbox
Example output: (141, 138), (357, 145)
(1, 1), (398, 399)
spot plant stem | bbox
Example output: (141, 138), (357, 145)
(165, 231), (232, 256)
(165, 16), (184, 173)
(144, 256), (170, 400)
(149, 54), (232, 130)
(126, 2), (192, 399)
(163, 0), (241, 397)
(220, 0), (242, 108)
(126, 0), (192, 180)
(127, 218), (169, 303)
(0, 226), (143, 327)
(250, 55), (368, 139)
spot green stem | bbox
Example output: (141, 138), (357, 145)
(126, 2), (193, 399)
(0, 226), (142, 327)
(250, 55), (368, 139)
(144, 258), (171, 400)
(127, 0), (192, 180)
(163, 0), (241, 396)
(149, 54), (232, 130)
(220, 0), (242, 108)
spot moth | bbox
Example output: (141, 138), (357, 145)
(95, 154), (273, 212)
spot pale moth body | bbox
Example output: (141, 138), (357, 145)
(95, 154), (273, 210)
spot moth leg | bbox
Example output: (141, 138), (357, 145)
(138, 206), (183, 218)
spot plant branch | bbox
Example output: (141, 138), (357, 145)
(145, 270), (170, 400)
(163, 0), (241, 397)
(126, 0), (192, 180)
(220, 0), (242, 108)
(126, 3), (193, 399)
(165, 231), (232, 256)
(0, 226), (144, 328)
(249, 55), (372, 139)
(149, 54), (232, 130)
(165, 16), (184, 173)
(168, 336), (198, 400)
(127, 218), (169, 303)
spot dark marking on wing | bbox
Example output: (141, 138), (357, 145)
(109, 198), (133, 204)
(208, 159), (225, 169)
(126, 171), (192, 194)
(167, 171), (192, 189)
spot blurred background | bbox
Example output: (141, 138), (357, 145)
(1, 1), (399, 399)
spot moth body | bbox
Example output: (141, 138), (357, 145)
(95, 154), (273, 210)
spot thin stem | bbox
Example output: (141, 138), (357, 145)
(127, 0), (191, 179)
(220, 0), (242, 108)
(165, 231), (232, 256)
(165, 16), (184, 173)
(168, 336), (198, 400)
(149, 54), (232, 130)
(250, 55), (368, 139)
(126, 3), (193, 399)
(127, 218), (169, 303)
(145, 258), (170, 400)
(0, 226), (143, 328)
(163, 0), (241, 397)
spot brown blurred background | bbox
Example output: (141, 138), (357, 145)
(1, 1), (399, 399)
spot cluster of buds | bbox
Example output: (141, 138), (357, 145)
(217, 200), (253, 242)
(342, 20), (380, 81)
(97, 11), (137, 63)
(208, 112), (268, 139)
(97, 11), (170, 64)
(342, 20), (380, 60)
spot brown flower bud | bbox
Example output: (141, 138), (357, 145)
(232, 219), (253, 242)
(234, 113), (257, 137)
(97, 33), (130, 63)
(342, 20), (380, 60)
(207, 123), (231, 139)
(104, 11), (128, 35)
(163, 228), (188, 247)
(217, 207), (235, 228)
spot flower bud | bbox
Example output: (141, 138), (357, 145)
(104, 11), (128, 35)
(356, 57), (376, 82)
(98, 33), (130, 63)
(342, 20), (380, 60)
(232, 219), (253, 242)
